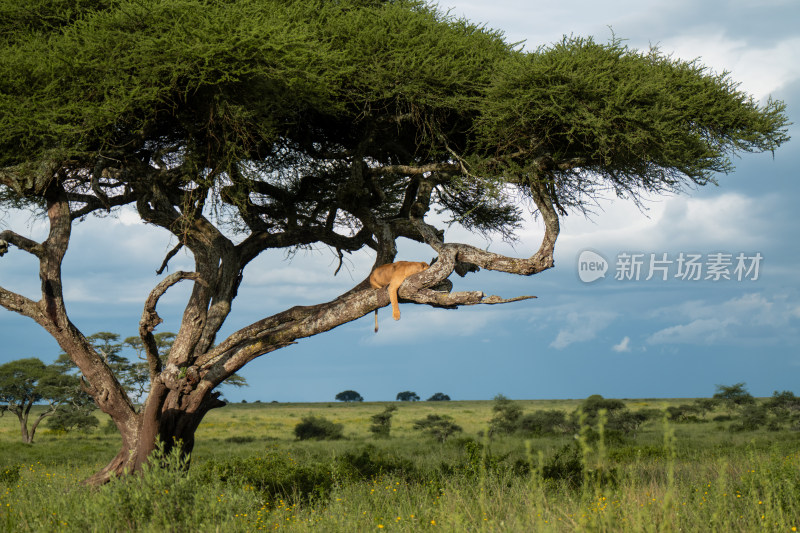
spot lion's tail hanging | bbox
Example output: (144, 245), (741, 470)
(374, 309), (379, 333)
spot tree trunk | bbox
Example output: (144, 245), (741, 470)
(83, 383), (225, 485)
(17, 413), (32, 444)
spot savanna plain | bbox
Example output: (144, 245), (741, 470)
(0, 396), (798, 532)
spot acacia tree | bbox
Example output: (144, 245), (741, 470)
(0, 358), (82, 443)
(0, 0), (789, 483)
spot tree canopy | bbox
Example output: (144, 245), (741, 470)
(0, 0), (789, 483)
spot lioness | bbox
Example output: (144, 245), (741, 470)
(369, 260), (429, 332)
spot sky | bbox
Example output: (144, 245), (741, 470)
(1, 0), (799, 403)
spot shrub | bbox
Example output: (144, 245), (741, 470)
(517, 409), (574, 436)
(426, 392), (450, 401)
(200, 449), (335, 502)
(730, 404), (768, 432)
(666, 404), (701, 423)
(369, 406), (397, 438)
(396, 391), (420, 401)
(336, 445), (417, 481)
(335, 390), (364, 402)
(489, 394), (522, 436)
(294, 415), (344, 440)
(413, 414), (462, 442)
(46, 406), (99, 433)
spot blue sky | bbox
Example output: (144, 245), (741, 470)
(1, 0), (799, 402)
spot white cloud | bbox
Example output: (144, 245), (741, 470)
(648, 317), (738, 345)
(548, 310), (617, 349)
(647, 292), (799, 345)
(612, 336), (631, 352)
(361, 307), (507, 346)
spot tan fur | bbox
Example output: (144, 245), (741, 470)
(369, 260), (429, 332)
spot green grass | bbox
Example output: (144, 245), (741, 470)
(1, 400), (798, 532)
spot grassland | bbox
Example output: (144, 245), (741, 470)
(0, 398), (798, 532)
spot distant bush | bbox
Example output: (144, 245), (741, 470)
(224, 435), (257, 444)
(336, 445), (417, 481)
(666, 404), (701, 423)
(369, 406), (397, 439)
(396, 391), (420, 401)
(426, 392), (451, 401)
(413, 414), (462, 442)
(335, 390), (364, 402)
(713, 383), (755, 413)
(579, 395), (627, 418)
(294, 415), (344, 440)
(517, 409), (575, 436)
(200, 449), (335, 502)
(45, 407), (99, 433)
(489, 394), (522, 436)
(730, 404), (768, 432)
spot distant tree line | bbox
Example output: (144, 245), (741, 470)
(334, 390), (452, 402)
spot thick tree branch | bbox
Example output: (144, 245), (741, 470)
(139, 271), (206, 379)
(0, 230), (44, 258)
(0, 285), (42, 320)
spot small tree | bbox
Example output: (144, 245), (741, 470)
(335, 390), (364, 403)
(489, 394), (523, 436)
(396, 391), (420, 402)
(517, 409), (574, 436)
(369, 405), (398, 438)
(713, 383), (755, 413)
(413, 414), (462, 443)
(427, 393), (451, 402)
(692, 398), (719, 419)
(45, 402), (99, 433)
(0, 358), (81, 443)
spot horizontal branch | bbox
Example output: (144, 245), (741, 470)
(0, 284), (42, 321)
(372, 163), (459, 176)
(196, 253), (537, 388)
(400, 288), (536, 308)
(0, 230), (44, 258)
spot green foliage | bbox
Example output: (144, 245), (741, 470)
(476, 36), (790, 210)
(395, 391), (420, 401)
(1, 0), (783, 237)
(45, 405), (99, 433)
(579, 394), (627, 417)
(336, 444), (417, 482)
(489, 394), (523, 436)
(426, 392), (451, 402)
(540, 443), (585, 489)
(412, 414), (462, 442)
(368, 405), (397, 439)
(335, 390), (364, 402)
(667, 404), (702, 423)
(293, 415), (344, 441)
(0, 357), (83, 442)
(200, 448), (336, 502)
(713, 382), (756, 412)
(517, 409), (575, 436)
(730, 404), (769, 432)
(0, 464), (20, 484)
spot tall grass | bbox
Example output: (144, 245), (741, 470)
(0, 401), (798, 531)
